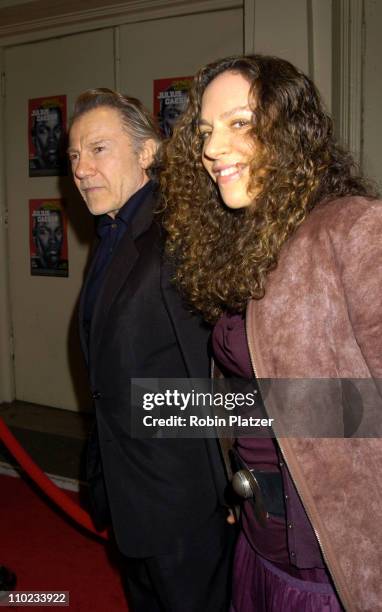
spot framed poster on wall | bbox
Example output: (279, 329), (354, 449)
(153, 76), (193, 138)
(28, 95), (68, 177)
(29, 199), (69, 277)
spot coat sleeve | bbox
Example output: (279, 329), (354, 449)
(339, 199), (382, 380)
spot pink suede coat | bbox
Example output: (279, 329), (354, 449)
(246, 196), (382, 611)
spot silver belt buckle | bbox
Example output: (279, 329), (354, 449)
(231, 469), (268, 527)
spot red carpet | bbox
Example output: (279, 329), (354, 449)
(0, 474), (128, 610)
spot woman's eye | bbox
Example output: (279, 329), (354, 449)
(199, 131), (210, 141)
(232, 119), (250, 128)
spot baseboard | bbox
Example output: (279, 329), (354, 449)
(0, 460), (83, 492)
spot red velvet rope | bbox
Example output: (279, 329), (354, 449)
(0, 416), (108, 540)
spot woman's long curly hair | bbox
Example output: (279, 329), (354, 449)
(160, 54), (376, 323)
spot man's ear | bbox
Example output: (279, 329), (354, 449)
(139, 139), (158, 170)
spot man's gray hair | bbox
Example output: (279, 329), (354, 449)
(70, 88), (161, 156)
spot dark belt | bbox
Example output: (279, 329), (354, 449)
(229, 449), (286, 526)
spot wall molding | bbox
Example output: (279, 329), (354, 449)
(0, 47), (15, 403)
(244, 0), (255, 54)
(333, 0), (364, 164)
(0, 0), (242, 46)
(308, 0), (332, 111)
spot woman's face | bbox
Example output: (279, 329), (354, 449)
(199, 70), (257, 209)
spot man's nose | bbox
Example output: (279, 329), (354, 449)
(74, 155), (95, 179)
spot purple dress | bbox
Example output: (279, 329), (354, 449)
(213, 312), (343, 612)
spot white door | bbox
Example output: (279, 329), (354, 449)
(118, 9), (243, 109)
(4, 28), (115, 410)
(3, 8), (243, 411)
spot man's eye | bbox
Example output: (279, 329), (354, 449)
(68, 153), (78, 163)
(94, 146), (105, 154)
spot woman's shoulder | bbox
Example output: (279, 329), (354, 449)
(314, 193), (380, 219)
(303, 195), (382, 238)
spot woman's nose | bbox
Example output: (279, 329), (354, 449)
(203, 128), (230, 159)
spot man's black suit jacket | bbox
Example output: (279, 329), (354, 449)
(79, 186), (227, 557)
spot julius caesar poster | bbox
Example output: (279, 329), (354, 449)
(28, 95), (67, 177)
(29, 199), (69, 277)
(154, 77), (192, 138)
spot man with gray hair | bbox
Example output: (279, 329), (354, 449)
(68, 89), (233, 611)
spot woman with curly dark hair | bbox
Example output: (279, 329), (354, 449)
(160, 55), (382, 612)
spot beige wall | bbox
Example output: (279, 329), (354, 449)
(0, 48), (14, 402)
(4, 29), (116, 409)
(119, 10), (243, 106)
(0, 0), (380, 410)
(253, 0), (311, 73)
(245, 0), (332, 110)
(0, 6), (244, 410)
